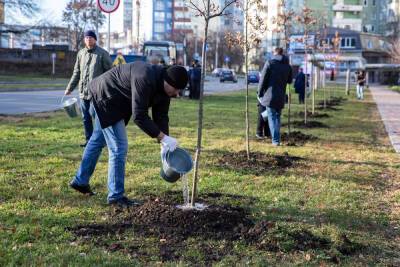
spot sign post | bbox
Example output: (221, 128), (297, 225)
(51, 52), (56, 76)
(97, 0), (120, 53)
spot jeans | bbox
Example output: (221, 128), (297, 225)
(356, 85), (364, 100)
(266, 107), (281, 145)
(256, 104), (271, 137)
(80, 99), (94, 141)
(71, 108), (128, 202)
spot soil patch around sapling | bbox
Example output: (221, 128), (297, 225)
(290, 120), (329, 129)
(216, 151), (303, 175)
(281, 131), (317, 146)
(318, 96), (347, 108)
(296, 111), (330, 119)
(68, 194), (366, 264)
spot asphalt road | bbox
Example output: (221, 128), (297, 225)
(0, 76), (251, 115)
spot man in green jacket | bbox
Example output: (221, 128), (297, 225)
(65, 30), (112, 147)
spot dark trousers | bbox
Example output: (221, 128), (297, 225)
(190, 80), (200, 99)
(80, 99), (94, 141)
(298, 92), (305, 104)
(256, 104), (271, 137)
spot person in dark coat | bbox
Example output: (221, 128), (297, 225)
(69, 61), (189, 207)
(189, 60), (201, 99)
(294, 67), (306, 104)
(257, 47), (292, 146)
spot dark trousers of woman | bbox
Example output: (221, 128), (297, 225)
(256, 104), (271, 138)
(298, 91), (305, 104)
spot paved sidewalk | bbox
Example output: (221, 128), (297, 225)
(369, 85), (400, 153)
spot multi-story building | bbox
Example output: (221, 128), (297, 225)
(123, 0), (133, 34)
(152, 0), (173, 41)
(172, 0), (192, 42)
(385, 0), (400, 37)
(332, 0), (363, 31)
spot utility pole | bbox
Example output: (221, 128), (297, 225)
(136, 0), (140, 51)
(215, 31), (219, 69)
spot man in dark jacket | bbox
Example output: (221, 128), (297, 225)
(69, 61), (189, 207)
(257, 47), (292, 146)
(294, 67), (306, 104)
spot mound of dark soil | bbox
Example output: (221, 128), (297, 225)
(296, 112), (330, 118)
(318, 96), (347, 108)
(69, 196), (364, 264)
(291, 120), (329, 129)
(217, 151), (302, 175)
(281, 131), (317, 146)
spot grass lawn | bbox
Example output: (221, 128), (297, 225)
(0, 85), (399, 266)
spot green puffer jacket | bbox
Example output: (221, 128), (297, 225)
(66, 45), (112, 100)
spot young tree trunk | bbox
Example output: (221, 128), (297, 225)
(190, 9), (210, 207)
(304, 52), (308, 124)
(244, 0), (250, 160)
(311, 64), (315, 115)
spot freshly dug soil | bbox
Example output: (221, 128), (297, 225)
(216, 151), (303, 175)
(290, 120), (329, 129)
(318, 96), (346, 107)
(296, 112), (330, 118)
(281, 131), (317, 146)
(69, 195), (364, 264)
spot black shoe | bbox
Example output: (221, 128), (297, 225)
(80, 142), (88, 148)
(255, 134), (265, 140)
(108, 196), (141, 208)
(69, 182), (95, 195)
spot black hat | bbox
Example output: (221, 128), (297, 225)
(84, 30), (97, 40)
(164, 65), (189, 90)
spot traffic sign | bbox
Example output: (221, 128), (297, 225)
(97, 0), (120, 13)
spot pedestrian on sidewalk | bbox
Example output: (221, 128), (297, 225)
(65, 30), (112, 147)
(294, 67), (306, 104)
(69, 62), (189, 208)
(257, 47), (292, 146)
(356, 71), (366, 100)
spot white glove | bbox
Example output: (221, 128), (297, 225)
(160, 135), (178, 152)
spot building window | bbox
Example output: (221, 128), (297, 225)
(154, 23), (165, 32)
(155, 0), (164, 10)
(364, 0), (367, 6)
(154, 11), (165, 21)
(340, 37), (356, 48)
(372, 0), (376, 5)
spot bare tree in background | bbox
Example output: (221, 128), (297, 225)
(272, 0), (294, 138)
(1, 0), (39, 23)
(187, 0), (237, 207)
(62, 0), (106, 51)
(225, 0), (267, 160)
(295, 7), (316, 124)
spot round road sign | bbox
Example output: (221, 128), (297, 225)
(97, 0), (120, 13)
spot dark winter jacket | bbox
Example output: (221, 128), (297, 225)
(294, 72), (306, 94)
(257, 55), (292, 110)
(89, 61), (170, 138)
(190, 66), (201, 82)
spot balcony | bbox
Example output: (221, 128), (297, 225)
(333, 4), (363, 12)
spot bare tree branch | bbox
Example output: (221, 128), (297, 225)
(209, 0), (237, 19)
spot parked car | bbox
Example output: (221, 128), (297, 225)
(212, 68), (225, 77)
(220, 69), (238, 83)
(247, 70), (260, 84)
